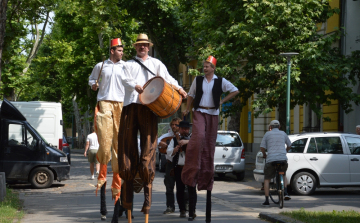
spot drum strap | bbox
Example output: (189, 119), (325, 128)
(133, 57), (156, 77)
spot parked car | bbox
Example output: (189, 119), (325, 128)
(253, 132), (360, 195)
(62, 135), (71, 164)
(0, 99), (70, 189)
(214, 131), (245, 181)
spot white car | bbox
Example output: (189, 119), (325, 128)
(214, 131), (245, 181)
(253, 132), (360, 195)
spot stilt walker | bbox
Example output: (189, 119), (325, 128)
(89, 38), (127, 222)
(181, 56), (239, 222)
(118, 33), (187, 223)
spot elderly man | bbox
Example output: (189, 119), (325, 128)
(89, 38), (126, 222)
(158, 117), (182, 214)
(118, 33), (187, 219)
(182, 56), (239, 222)
(356, 125), (360, 135)
(260, 120), (292, 206)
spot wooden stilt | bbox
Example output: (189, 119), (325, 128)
(127, 210), (132, 223)
(145, 213), (149, 223)
(205, 190), (211, 223)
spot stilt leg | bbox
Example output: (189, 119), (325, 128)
(100, 184), (107, 216)
(145, 214), (149, 223)
(127, 210), (132, 223)
(111, 199), (120, 223)
(206, 190), (211, 223)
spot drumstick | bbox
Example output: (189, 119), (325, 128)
(128, 210), (132, 223)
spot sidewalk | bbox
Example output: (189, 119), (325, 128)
(18, 152), (266, 223)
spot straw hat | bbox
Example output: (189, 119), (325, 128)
(133, 33), (153, 47)
(206, 55), (217, 67)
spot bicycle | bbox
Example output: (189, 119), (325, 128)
(268, 161), (287, 209)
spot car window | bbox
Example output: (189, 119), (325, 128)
(306, 137), (343, 154)
(307, 138), (318, 153)
(216, 133), (242, 147)
(8, 124), (25, 146)
(26, 129), (38, 150)
(345, 136), (360, 155)
(289, 138), (308, 153)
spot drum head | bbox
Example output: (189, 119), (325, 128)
(141, 77), (164, 104)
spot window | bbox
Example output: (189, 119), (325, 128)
(306, 137), (343, 154)
(289, 138), (308, 153)
(8, 124), (25, 146)
(8, 124), (37, 150)
(216, 133), (242, 147)
(345, 136), (360, 155)
(26, 129), (38, 150)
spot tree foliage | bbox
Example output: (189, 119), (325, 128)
(179, 0), (360, 128)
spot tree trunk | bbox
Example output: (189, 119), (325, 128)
(0, 0), (8, 83)
(72, 96), (83, 149)
(228, 100), (241, 132)
(278, 102), (286, 132)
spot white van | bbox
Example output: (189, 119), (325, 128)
(0, 101), (70, 163)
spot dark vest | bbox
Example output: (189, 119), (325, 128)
(172, 134), (191, 168)
(193, 76), (223, 110)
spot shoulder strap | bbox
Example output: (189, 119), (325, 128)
(133, 57), (156, 76)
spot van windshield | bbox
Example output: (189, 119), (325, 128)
(216, 133), (242, 147)
(27, 124), (49, 145)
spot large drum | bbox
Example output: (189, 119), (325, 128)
(139, 77), (182, 119)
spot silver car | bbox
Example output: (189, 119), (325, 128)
(253, 132), (360, 195)
(214, 131), (245, 181)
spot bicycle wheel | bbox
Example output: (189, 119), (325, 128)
(279, 174), (284, 209)
(269, 175), (279, 204)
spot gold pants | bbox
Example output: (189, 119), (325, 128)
(96, 101), (123, 196)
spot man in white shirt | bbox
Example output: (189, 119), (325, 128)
(167, 121), (193, 219)
(118, 33), (187, 217)
(182, 56), (239, 221)
(157, 118), (181, 214)
(88, 38), (125, 222)
(84, 126), (99, 179)
(356, 125), (360, 135)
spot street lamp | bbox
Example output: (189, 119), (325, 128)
(280, 52), (299, 135)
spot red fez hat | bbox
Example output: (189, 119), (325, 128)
(111, 38), (123, 47)
(206, 55), (217, 67)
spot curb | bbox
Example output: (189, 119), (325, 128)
(259, 212), (305, 223)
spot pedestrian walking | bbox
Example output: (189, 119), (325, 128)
(84, 126), (99, 179)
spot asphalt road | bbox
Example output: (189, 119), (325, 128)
(9, 151), (360, 222)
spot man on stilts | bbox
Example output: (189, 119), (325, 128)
(118, 33), (187, 223)
(89, 38), (126, 222)
(182, 56), (239, 222)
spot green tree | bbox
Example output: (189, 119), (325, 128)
(179, 0), (360, 131)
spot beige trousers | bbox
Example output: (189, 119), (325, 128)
(96, 101), (123, 173)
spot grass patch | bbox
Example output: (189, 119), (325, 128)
(0, 187), (24, 223)
(281, 208), (360, 223)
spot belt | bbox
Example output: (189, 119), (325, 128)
(198, 106), (216, 110)
(176, 165), (184, 168)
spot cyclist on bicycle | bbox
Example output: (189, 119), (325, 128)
(260, 120), (292, 206)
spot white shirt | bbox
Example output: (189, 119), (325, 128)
(167, 138), (186, 166)
(86, 132), (99, 150)
(188, 74), (238, 115)
(88, 59), (126, 102)
(121, 56), (183, 107)
(158, 130), (176, 161)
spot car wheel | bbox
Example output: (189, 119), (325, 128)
(159, 155), (166, 172)
(235, 172), (245, 181)
(291, 172), (317, 195)
(30, 167), (54, 189)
